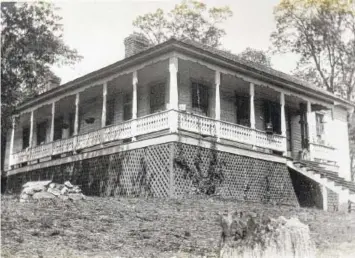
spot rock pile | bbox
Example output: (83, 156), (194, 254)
(219, 211), (316, 258)
(20, 180), (85, 202)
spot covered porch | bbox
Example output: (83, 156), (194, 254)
(8, 55), (336, 169)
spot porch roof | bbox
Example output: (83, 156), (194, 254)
(17, 37), (354, 112)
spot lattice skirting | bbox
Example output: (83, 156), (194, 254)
(5, 142), (299, 205)
(327, 189), (339, 211)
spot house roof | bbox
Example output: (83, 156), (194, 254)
(17, 37), (354, 112)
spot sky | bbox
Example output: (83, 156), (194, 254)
(52, 0), (299, 84)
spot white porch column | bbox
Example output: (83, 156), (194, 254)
(169, 56), (179, 133)
(322, 185), (328, 211)
(132, 71), (138, 140)
(280, 92), (287, 155)
(29, 110), (34, 147)
(306, 101), (313, 160)
(74, 93), (80, 136)
(215, 70), (221, 141)
(50, 102), (56, 142)
(101, 82), (107, 128)
(250, 83), (256, 149)
(8, 116), (16, 169)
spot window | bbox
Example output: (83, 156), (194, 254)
(316, 113), (325, 139)
(123, 93), (132, 121)
(150, 83), (165, 113)
(36, 121), (47, 145)
(264, 100), (281, 134)
(235, 94), (250, 127)
(106, 98), (115, 126)
(22, 127), (30, 149)
(54, 116), (63, 141)
(192, 82), (209, 116)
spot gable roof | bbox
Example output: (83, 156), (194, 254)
(17, 37), (354, 112)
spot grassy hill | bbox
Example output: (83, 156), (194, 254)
(1, 195), (355, 257)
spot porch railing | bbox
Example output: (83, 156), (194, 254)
(310, 142), (336, 164)
(10, 110), (300, 166)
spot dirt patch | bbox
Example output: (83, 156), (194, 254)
(1, 195), (355, 257)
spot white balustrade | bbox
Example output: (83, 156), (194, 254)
(53, 138), (75, 155)
(219, 121), (253, 144)
(137, 111), (169, 135)
(179, 112), (216, 136)
(29, 143), (53, 161)
(12, 150), (30, 165)
(254, 130), (285, 152)
(76, 130), (102, 150)
(310, 142), (336, 163)
(104, 121), (133, 142)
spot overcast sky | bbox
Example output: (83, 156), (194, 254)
(52, 0), (298, 84)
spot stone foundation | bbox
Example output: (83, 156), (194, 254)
(6, 142), (299, 206)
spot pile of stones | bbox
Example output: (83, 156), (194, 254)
(20, 180), (86, 202)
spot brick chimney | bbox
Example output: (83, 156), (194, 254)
(124, 33), (150, 58)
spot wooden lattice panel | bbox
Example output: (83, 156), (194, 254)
(172, 142), (298, 205)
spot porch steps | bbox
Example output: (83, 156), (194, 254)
(287, 160), (355, 208)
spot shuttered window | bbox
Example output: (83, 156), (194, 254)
(22, 127), (30, 149)
(235, 94), (250, 127)
(316, 113), (325, 138)
(36, 121), (47, 145)
(106, 98), (115, 126)
(192, 82), (209, 116)
(264, 100), (281, 134)
(123, 93), (132, 121)
(150, 83), (165, 113)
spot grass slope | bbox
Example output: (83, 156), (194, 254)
(1, 196), (355, 257)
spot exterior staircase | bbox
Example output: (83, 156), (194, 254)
(287, 160), (355, 211)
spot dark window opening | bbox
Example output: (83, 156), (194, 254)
(150, 83), (165, 113)
(235, 93), (250, 127)
(264, 100), (281, 134)
(22, 127), (30, 149)
(106, 98), (115, 126)
(54, 116), (63, 141)
(123, 93), (132, 121)
(36, 121), (47, 145)
(192, 82), (209, 116)
(316, 113), (325, 139)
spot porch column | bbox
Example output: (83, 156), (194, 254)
(74, 93), (80, 135)
(101, 82), (107, 128)
(29, 110), (34, 147)
(8, 116), (16, 169)
(215, 70), (221, 141)
(169, 56), (178, 133)
(250, 83), (256, 149)
(306, 101), (313, 160)
(50, 102), (56, 142)
(132, 71), (138, 141)
(280, 92), (287, 155)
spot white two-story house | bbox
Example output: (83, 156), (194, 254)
(3, 34), (355, 211)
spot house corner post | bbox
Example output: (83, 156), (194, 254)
(50, 102), (56, 142)
(215, 70), (221, 142)
(101, 82), (107, 128)
(73, 92), (80, 151)
(306, 101), (313, 160)
(132, 70), (138, 141)
(8, 116), (17, 170)
(250, 83), (256, 149)
(280, 92), (287, 155)
(169, 56), (179, 133)
(29, 110), (34, 148)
